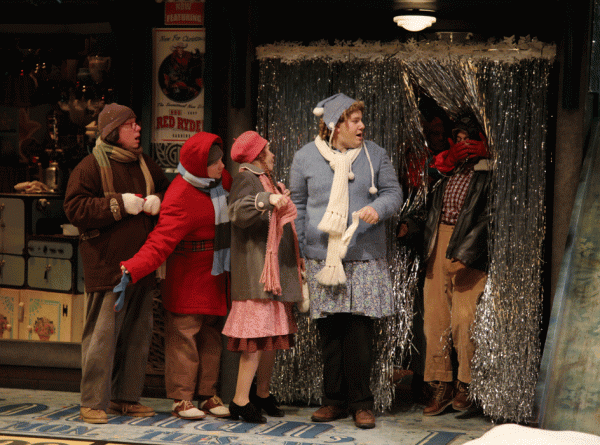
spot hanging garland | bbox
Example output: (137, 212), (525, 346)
(256, 36), (556, 62)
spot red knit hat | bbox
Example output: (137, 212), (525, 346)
(231, 131), (268, 163)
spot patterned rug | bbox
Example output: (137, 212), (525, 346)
(0, 388), (494, 445)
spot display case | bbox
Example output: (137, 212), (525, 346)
(0, 288), (83, 342)
(0, 192), (84, 343)
(0, 287), (19, 340)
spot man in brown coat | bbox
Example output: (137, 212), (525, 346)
(63, 103), (170, 424)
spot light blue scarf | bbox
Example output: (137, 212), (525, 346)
(178, 163), (230, 275)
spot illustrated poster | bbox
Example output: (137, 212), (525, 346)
(151, 28), (205, 170)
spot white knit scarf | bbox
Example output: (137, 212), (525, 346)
(314, 136), (362, 286)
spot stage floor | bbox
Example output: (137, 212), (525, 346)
(0, 388), (493, 445)
(0, 387), (495, 445)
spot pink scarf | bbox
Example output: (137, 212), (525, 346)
(258, 175), (303, 296)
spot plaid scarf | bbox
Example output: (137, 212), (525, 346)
(92, 137), (154, 197)
(177, 163), (230, 275)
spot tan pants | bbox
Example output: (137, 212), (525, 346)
(423, 224), (487, 384)
(165, 311), (224, 401)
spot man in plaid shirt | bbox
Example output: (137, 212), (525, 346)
(400, 115), (492, 417)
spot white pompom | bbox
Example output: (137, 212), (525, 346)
(348, 171), (355, 180)
(313, 107), (324, 117)
(369, 186), (378, 195)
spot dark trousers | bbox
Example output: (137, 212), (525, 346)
(316, 313), (374, 412)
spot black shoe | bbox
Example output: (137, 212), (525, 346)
(250, 393), (284, 417)
(229, 401), (267, 424)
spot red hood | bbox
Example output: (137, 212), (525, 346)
(179, 132), (222, 178)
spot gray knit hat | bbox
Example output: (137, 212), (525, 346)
(98, 103), (136, 141)
(313, 93), (357, 130)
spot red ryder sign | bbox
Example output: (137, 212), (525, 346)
(165, 0), (204, 26)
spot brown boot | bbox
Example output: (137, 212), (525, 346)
(423, 381), (454, 416)
(108, 400), (155, 417)
(353, 409), (376, 429)
(311, 405), (349, 422)
(452, 380), (472, 411)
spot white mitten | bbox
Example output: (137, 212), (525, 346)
(143, 195), (161, 215)
(122, 193), (145, 215)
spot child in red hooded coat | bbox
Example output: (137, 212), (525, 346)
(120, 132), (232, 420)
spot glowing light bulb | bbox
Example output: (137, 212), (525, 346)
(393, 15), (437, 32)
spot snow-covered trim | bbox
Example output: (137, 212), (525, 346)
(256, 36), (556, 63)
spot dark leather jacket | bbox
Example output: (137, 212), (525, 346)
(423, 159), (492, 272)
(401, 159), (492, 272)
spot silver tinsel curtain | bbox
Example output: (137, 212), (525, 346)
(255, 38), (555, 423)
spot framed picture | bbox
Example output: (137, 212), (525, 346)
(151, 27), (205, 171)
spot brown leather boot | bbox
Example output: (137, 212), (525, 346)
(423, 381), (454, 416)
(108, 400), (155, 417)
(353, 409), (376, 429)
(311, 405), (349, 422)
(452, 380), (472, 411)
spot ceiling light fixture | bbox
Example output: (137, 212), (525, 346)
(393, 10), (436, 32)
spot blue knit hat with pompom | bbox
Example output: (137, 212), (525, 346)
(313, 93), (356, 130)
